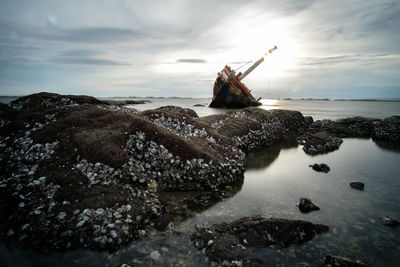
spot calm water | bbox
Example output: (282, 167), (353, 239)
(1, 98), (400, 266)
(123, 98), (400, 120)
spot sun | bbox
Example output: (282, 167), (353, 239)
(221, 12), (302, 78)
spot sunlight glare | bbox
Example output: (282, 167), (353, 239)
(225, 12), (302, 78)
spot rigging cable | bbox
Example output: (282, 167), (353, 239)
(235, 60), (253, 71)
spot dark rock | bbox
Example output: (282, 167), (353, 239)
(207, 233), (248, 262)
(300, 133), (343, 155)
(382, 217), (400, 227)
(104, 99), (151, 105)
(309, 163), (330, 173)
(193, 104), (205, 107)
(154, 213), (172, 231)
(152, 105), (199, 118)
(9, 92), (105, 112)
(198, 108), (310, 153)
(350, 182), (364, 191)
(1, 93), (313, 253)
(324, 255), (367, 267)
(304, 116), (314, 125)
(298, 197), (320, 213)
(301, 116), (400, 155)
(191, 215), (329, 263)
(299, 116), (389, 155)
(372, 116), (400, 143)
(307, 117), (381, 138)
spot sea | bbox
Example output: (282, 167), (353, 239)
(1, 97), (400, 266)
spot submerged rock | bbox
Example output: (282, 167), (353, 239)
(324, 255), (367, 267)
(154, 213), (172, 231)
(382, 216), (400, 227)
(309, 163), (330, 173)
(298, 197), (320, 213)
(191, 215), (329, 264)
(350, 182), (364, 191)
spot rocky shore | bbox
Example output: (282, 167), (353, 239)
(298, 116), (400, 155)
(1, 92), (399, 264)
(0, 92), (311, 253)
(191, 215), (329, 265)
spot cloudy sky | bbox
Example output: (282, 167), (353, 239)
(0, 0), (399, 98)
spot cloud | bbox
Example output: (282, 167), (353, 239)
(0, 56), (37, 64)
(176, 59), (207, 63)
(0, 22), (146, 44)
(297, 54), (400, 68)
(51, 57), (130, 65)
(0, 0), (399, 98)
(0, 42), (42, 49)
(62, 49), (102, 57)
(52, 48), (129, 65)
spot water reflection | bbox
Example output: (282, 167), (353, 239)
(373, 139), (400, 152)
(159, 175), (244, 223)
(245, 136), (298, 170)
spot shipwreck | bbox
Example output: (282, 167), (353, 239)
(209, 45), (277, 108)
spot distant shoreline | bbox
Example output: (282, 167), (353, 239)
(1, 95), (399, 102)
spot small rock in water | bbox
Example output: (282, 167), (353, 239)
(382, 217), (400, 227)
(309, 163), (330, 173)
(7, 229), (15, 236)
(298, 197), (320, 213)
(150, 250), (161, 260)
(350, 182), (364, 191)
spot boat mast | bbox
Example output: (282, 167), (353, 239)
(238, 45), (277, 81)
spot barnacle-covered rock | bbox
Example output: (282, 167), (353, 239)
(372, 116), (400, 143)
(198, 108), (310, 152)
(0, 93), (322, 253)
(191, 215), (329, 264)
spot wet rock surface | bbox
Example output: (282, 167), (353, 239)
(2, 92), (399, 259)
(324, 255), (367, 267)
(152, 105), (199, 118)
(198, 108), (311, 153)
(191, 215), (329, 264)
(381, 217), (400, 227)
(0, 93), (310, 253)
(104, 99), (151, 106)
(372, 116), (400, 143)
(299, 133), (343, 155)
(309, 163), (330, 173)
(298, 197), (320, 213)
(349, 182), (364, 191)
(306, 117), (381, 138)
(298, 116), (400, 155)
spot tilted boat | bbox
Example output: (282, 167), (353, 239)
(209, 45), (277, 108)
